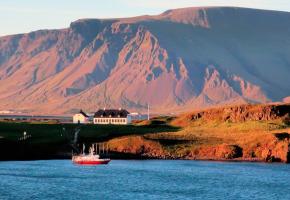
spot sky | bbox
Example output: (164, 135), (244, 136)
(1, 0), (290, 36)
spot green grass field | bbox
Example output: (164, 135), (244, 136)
(0, 120), (180, 160)
(0, 121), (180, 144)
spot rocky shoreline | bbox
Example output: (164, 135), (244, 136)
(106, 135), (290, 163)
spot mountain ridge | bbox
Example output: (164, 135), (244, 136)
(0, 7), (289, 114)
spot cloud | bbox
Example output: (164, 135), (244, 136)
(0, 5), (88, 16)
(0, 6), (45, 14)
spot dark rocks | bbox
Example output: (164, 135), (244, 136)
(274, 132), (290, 141)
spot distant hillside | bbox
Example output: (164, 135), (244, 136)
(0, 7), (290, 114)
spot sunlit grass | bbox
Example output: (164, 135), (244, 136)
(141, 117), (290, 155)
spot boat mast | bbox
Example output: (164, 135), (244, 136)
(106, 143), (109, 155)
(91, 144), (94, 155)
(95, 143), (97, 155)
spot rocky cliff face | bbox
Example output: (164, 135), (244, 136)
(0, 7), (290, 114)
(173, 104), (290, 125)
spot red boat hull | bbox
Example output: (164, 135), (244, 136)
(73, 160), (110, 165)
(72, 155), (111, 165)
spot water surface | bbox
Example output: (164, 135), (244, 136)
(0, 160), (289, 200)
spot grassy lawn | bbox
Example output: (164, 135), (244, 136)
(0, 121), (180, 144)
(142, 118), (290, 155)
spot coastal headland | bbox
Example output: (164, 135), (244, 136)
(0, 103), (290, 163)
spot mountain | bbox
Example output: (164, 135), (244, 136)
(0, 7), (290, 114)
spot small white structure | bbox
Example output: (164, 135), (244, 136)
(128, 112), (148, 120)
(73, 110), (90, 124)
(93, 109), (131, 125)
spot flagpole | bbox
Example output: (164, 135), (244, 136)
(147, 103), (150, 120)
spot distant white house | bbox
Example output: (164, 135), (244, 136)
(93, 109), (131, 125)
(73, 110), (90, 124)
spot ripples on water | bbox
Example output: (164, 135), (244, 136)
(0, 160), (289, 200)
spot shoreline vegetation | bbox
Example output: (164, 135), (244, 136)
(0, 103), (290, 163)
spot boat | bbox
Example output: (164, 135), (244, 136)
(72, 143), (111, 165)
(72, 154), (111, 165)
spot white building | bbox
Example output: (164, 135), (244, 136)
(93, 109), (131, 125)
(73, 110), (90, 124)
(128, 112), (148, 121)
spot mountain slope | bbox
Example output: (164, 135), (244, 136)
(0, 7), (290, 114)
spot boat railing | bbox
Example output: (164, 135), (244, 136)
(73, 142), (110, 158)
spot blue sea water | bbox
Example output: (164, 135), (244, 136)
(0, 160), (289, 200)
